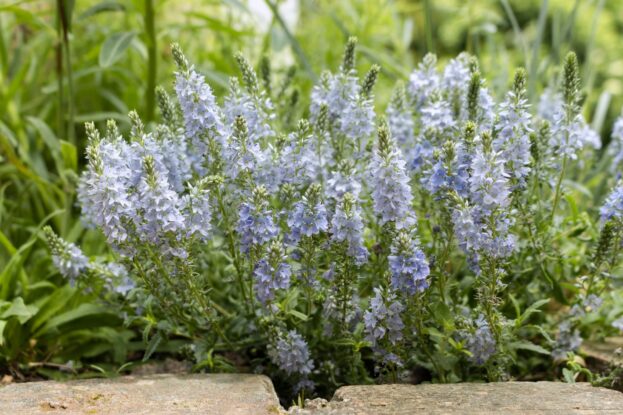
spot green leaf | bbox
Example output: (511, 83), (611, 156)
(36, 303), (116, 336)
(523, 324), (555, 343)
(562, 367), (576, 383)
(186, 12), (253, 37)
(99, 31), (136, 68)
(30, 285), (75, 332)
(288, 309), (308, 321)
(509, 293), (521, 320)
(143, 333), (162, 362)
(0, 228), (16, 256)
(433, 302), (453, 326)
(509, 341), (550, 356)
(74, 112), (128, 123)
(0, 238), (37, 301)
(60, 0), (76, 32)
(1, 297), (38, 324)
(0, 5), (54, 32)
(27, 116), (60, 155)
(425, 327), (444, 339)
(0, 320), (6, 345)
(517, 299), (550, 326)
(79, 1), (125, 20)
(60, 140), (77, 171)
(331, 337), (356, 347)
(0, 210), (63, 300)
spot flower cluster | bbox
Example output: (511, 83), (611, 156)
(287, 184), (329, 244)
(494, 69), (532, 186)
(608, 113), (623, 173)
(237, 186), (279, 253)
(310, 37), (376, 152)
(44, 226), (132, 294)
(551, 321), (582, 360)
(370, 122), (415, 228)
(45, 227), (89, 283)
(388, 230), (430, 295)
(268, 329), (314, 377)
(78, 119), (205, 258)
(254, 242), (292, 306)
(459, 315), (497, 365)
(601, 182), (623, 222)
(363, 288), (405, 365)
(50, 40), (623, 394)
(330, 193), (368, 265)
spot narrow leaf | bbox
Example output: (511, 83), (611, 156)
(99, 31), (136, 68)
(143, 333), (162, 362)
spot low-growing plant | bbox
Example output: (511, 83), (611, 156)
(46, 38), (623, 400)
(0, 217), (133, 380)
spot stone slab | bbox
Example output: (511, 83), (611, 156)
(0, 373), (282, 415)
(3, 375), (623, 415)
(582, 336), (623, 370)
(293, 382), (623, 414)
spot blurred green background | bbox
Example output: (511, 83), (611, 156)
(0, 0), (621, 379)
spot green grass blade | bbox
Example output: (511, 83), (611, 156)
(528, 0), (548, 100)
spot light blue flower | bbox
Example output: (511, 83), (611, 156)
(460, 315), (496, 365)
(407, 53), (440, 109)
(551, 321), (582, 360)
(608, 114), (623, 172)
(388, 231), (430, 295)
(469, 144), (510, 215)
(452, 203), (516, 259)
(601, 183), (623, 222)
(387, 84), (415, 146)
(253, 258), (291, 305)
(325, 161), (362, 200)
(52, 242), (89, 282)
(420, 99), (456, 134)
(441, 53), (471, 94)
(268, 329), (315, 376)
(237, 202), (278, 253)
(104, 262), (135, 295)
(494, 85), (532, 185)
(223, 78), (274, 145)
(370, 128), (415, 228)
(310, 71), (358, 127)
(287, 187), (329, 244)
(135, 157), (187, 256)
(363, 288), (405, 365)
(539, 88), (600, 160)
(174, 65), (226, 147)
(182, 181), (212, 241)
(331, 193), (369, 265)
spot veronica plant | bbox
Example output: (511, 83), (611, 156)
(47, 40), (623, 398)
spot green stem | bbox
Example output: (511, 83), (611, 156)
(56, 0), (75, 145)
(550, 155), (567, 224)
(423, 0), (435, 54)
(413, 294), (445, 381)
(0, 16), (7, 73)
(302, 237), (317, 316)
(436, 235), (452, 305)
(144, 0), (157, 122)
(215, 187), (250, 312)
(54, 10), (64, 139)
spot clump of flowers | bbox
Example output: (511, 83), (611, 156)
(364, 288), (405, 366)
(46, 41), (623, 399)
(459, 315), (497, 365)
